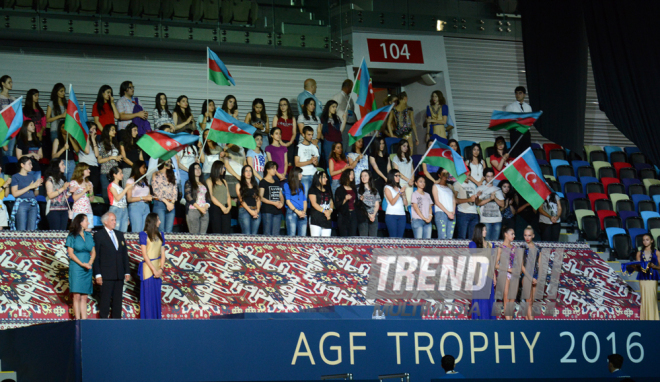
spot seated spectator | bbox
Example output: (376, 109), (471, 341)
(221, 95), (238, 119)
(16, 120), (43, 181)
(51, 121), (78, 181)
(197, 99), (215, 133)
(172, 95), (195, 134)
(10, 157), (42, 230)
(439, 354), (465, 379)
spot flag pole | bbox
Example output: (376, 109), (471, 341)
(412, 138), (437, 175)
(507, 131), (527, 157)
(345, 57), (364, 118)
(136, 160), (167, 184)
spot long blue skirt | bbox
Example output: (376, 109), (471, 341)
(138, 262), (163, 320)
(471, 282), (496, 320)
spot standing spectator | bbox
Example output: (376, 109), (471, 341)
(283, 167), (307, 236)
(384, 169), (408, 238)
(453, 174), (480, 240)
(46, 83), (67, 144)
(151, 158), (177, 233)
(334, 169), (358, 237)
(79, 123), (101, 196)
(490, 136), (511, 179)
(387, 92), (419, 153)
(65, 214), (95, 320)
(207, 161), (232, 234)
(107, 166), (133, 232)
(69, 163), (94, 231)
(308, 170), (334, 237)
(297, 78), (323, 117)
(328, 142), (351, 195)
(175, 141), (198, 194)
(245, 98), (269, 150)
(197, 99), (215, 133)
(92, 85), (120, 133)
(381, 94), (399, 137)
(223, 144), (245, 199)
(51, 121), (78, 181)
(259, 161), (284, 235)
(116, 81), (148, 137)
(185, 162), (210, 234)
(297, 98), (322, 150)
(294, 126), (320, 199)
(504, 86), (532, 158)
(119, 123), (144, 186)
(272, 98), (296, 165)
(539, 193), (562, 242)
(348, 138), (368, 186)
(126, 161), (152, 233)
(321, 100), (347, 166)
(0, 75), (17, 155)
(635, 234), (660, 321)
(200, 129), (224, 182)
(476, 168), (504, 241)
(425, 90), (450, 141)
(0, 164), (10, 230)
(331, 80), (357, 151)
(23, 89), (47, 142)
(514, 190), (539, 240)
(236, 165), (261, 234)
(93, 212), (130, 319)
(246, 134), (266, 182)
(421, 140), (441, 193)
(433, 168), (457, 239)
(465, 143), (486, 187)
(391, 140), (414, 203)
(16, 121), (43, 181)
(172, 95), (195, 134)
(10, 157), (42, 230)
(469, 223), (496, 320)
(139, 213), (166, 320)
(221, 95), (238, 119)
(357, 170), (381, 237)
(369, 137), (390, 199)
(96, 124), (122, 204)
(152, 93), (175, 130)
(499, 180), (516, 233)
(44, 159), (70, 231)
(411, 176), (434, 239)
(266, 127), (289, 181)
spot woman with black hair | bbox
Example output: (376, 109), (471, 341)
(245, 98), (270, 150)
(107, 166), (134, 232)
(16, 120), (43, 180)
(368, 137), (390, 199)
(22, 89), (47, 141)
(79, 123), (101, 195)
(92, 85), (120, 133)
(185, 162), (210, 234)
(96, 124), (123, 203)
(126, 161), (152, 233)
(152, 93), (175, 130)
(466, 143), (486, 187)
(335, 169), (358, 237)
(173, 95), (195, 134)
(391, 139), (413, 202)
(69, 163), (93, 231)
(384, 169), (408, 238)
(139, 213), (166, 319)
(221, 95), (239, 119)
(357, 170), (381, 237)
(469, 223), (496, 320)
(539, 193), (562, 242)
(309, 170), (334, 237)
(321, 100), (347, 166)
(272, 98), (296, 164)
(490, 136), (511, 178)
(46, 83), (67, 143)
(10, 156), (42, 230)
(297, 98), (322, 149)
(65, 214), (95, 319)
(433, 167), (457, 239)
(207, 161), (232, 234)
(259, 161), (283, 235)
(152, 158), (177, 233)
(266, 127), (289, 181)
(197, 99), (215, 133)
(283, 167), (307, 236)
(120, 123), (144, 186)
(51, 121), (79, 181)
(44, 159), (70, 231)
(499, 180), (516, 234)
(200, 128), (224, 182)
(425, 90), (450, 141)
(387, 92), (419, 152)
(635, 234), (660, 320)
(236, 165), (261, 234)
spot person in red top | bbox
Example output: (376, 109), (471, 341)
(321, 100), (348, 168)
(329, 142), (357, 196)
(490, 136), (512, 179)
(272, 98), (297, 167)
(92, 85), (120, 133)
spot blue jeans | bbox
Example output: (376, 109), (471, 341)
(238, 207), (261, 234)
(435, 211), (456, 239)
(331, 179), (340, 196)
(323, 139), (338, 167)
(178, 169), (189, 194)
(262, 213), (282, 235)
(301, 175), (313, 200)
(100, 174), (110, 204)
(109, 206), (129, 232)
(455, 210), (480, 240)
(411, 219), (432, 239)
(153, 200), (175, 233)
(4, 138), (15, 157)
(63, 159), (75, 182)
(285, 209), (307, 236)
(16, 202), (39, 230)
(51, 127), (58, 143)
(485, 222), (502, 241)
(385, 214), (406, 238)
(128, 201), (150, 232)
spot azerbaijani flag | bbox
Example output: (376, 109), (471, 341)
(353, 58), (370, 107)
(494, 147), (551, 209)
(208, 47), (235, 86)
(488, 110), (542, 134)
(422, 140), (468, 183)
(64, 85), (89, 150)
(358, 80), (378, 117)
(348, 104), (393, 145)
(137, 131), (199, 161)
(208, 108), (257, 150)
(0, 97), (23, 146)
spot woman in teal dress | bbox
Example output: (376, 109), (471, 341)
(65, 214), (96, 320)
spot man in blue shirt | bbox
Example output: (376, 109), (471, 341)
(439, 355), (465, 379)
(297, 78), (323, 117)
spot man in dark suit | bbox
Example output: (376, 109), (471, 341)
(93, 212), (130, 319)
(607, 353), (631, 379)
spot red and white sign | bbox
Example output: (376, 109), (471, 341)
(366, 38), (424, 64)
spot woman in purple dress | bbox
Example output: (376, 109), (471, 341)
(469, 223), (496, 319)
(138, 213), (166, 319)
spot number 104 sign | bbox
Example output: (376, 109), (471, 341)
(366, 38), (425, 64)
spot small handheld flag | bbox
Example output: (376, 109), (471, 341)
(208, 47), (236, 86)
(0, 97), (23, 146)
(348, 104), (393, 145)
(488, 110), (543, 134)
(137, 131), (199, 161)
(419, 140), (468, 183)
(494, 147), (552, 209)
(64, 85), (89, 150)
(353, 58), (370, 107)
(209, 108), (257, 150)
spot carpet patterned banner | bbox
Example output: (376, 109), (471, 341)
(0, 232), (639, 328)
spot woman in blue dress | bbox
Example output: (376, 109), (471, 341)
(469, 223), (496, 319)
(635, 234), (660, 320)
(139, 213), (166, 319)
(65, 214), (95, 320)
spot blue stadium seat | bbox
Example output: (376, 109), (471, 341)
(618, 211), (639, 227)
(624, 147), (641, 156)
(603, 146), (623, 162)
(641, 211), (660, 230)
(606, 227), (627, 248)
(459, 140), (476, 157)
(558, 175), (578, 194)
(653, 195), (660, 212)
(412, 155), (422, 171)
(531, 143), (542, 149)
(622, 178), (642, 194)
(627, 228), (648, 248)
(385, 138), (400, 154)
(566, 192), (587, 212)
(580, 176), (599, 190)
(632, 194), (651, 212)
(551, 159), (570, 177)
(572, 160), (590, 175)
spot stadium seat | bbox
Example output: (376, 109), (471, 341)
(533, 148), (546, 162)
(630, 152), (648, 165)
(600, 167), (618, 180)
(611, 233), (632, 260)
(549, 149), (567, 161)
(588, 193), (608, 211)
(610, 151), (628, 164)
(575, 210), (595, 231)
(624, 147), (641, 156)
(548, 179), (561, 194)
(622, 178), (643, 194)
(540, 165), (553, 178)
(558, 176), (578, 194)
(593, 161), (613, 179)
(598, 210), (617, 230)
(611, 193), (630, 207)
(480, 140), (494, 156)
(653, 195), (660, 212)
(559, 197), (569, 221)
(412, 155), (422, 170)
(649, 185), (660, 197)
(607, 182), (626, 197)
(584, 145), (602, 161)
(543, 143), (562, 162)
(619, 168), (637, 181)
(639, 168), (656, 180)
(581, 215), (600, 241)
(531, 143), (542, 149)
(577, 166), (596, 180)
(567, 193), (589, 212)
(606, 227), (626, 247)
(603, 146), (622, 161)
(613, 162), (633, 178)
(601, 177), (621, 195)
(572, 159), (589, 172)
(563, 181), (582, 195)
(639, 200), (656, 212)
(615, 200), (634, 213)
(585, 182), (604, 195)
(590, 150), (608, 164)
(628, 228), (648, 249)
(459, 140), (476, 158)
(604, 215), (622, 229)
(618, 211), (639, 227)
(385, 138), (400, 154)
(551, 160), (569, 177)
(641, 211), (660, 230)
(651, 228), (660, 244)
(595, 198), (614, 212)
(633, 194), (652, 211)
(625, 216), (644, 230)
(580, 176), (599, 190)
(634, 162), (653, 171)
(557, 165), (575, 178)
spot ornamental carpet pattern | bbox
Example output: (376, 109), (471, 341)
(0, 232), (639, 328)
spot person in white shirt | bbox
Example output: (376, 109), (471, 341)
(294, 126), (320, 199)
(433, 167), (457, 239)
(476, 168), (505, 241)
(504, 86), (532, 158)
(331, 79), (357, 150)
(453, 173), (481, 239)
